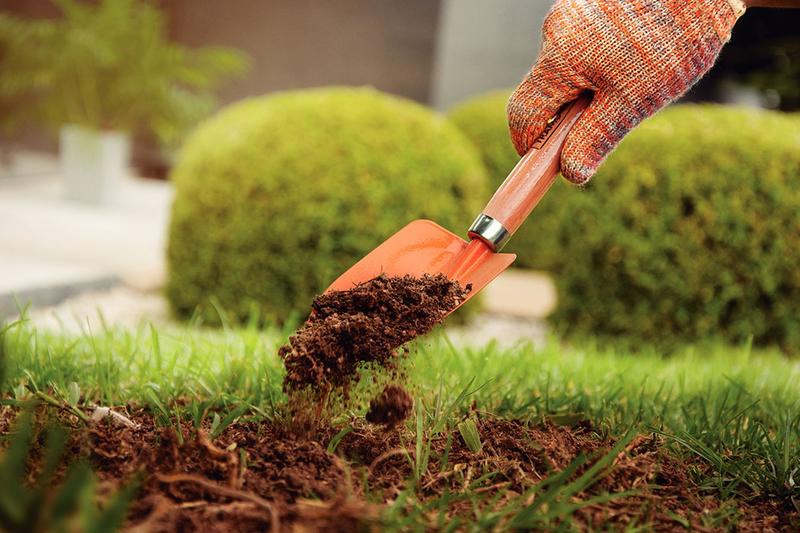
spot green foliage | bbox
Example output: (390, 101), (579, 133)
(456, 417), (482, 453)
(447, 90), (516, 191)
(0, 0), (248, 145)
(548, 105), (800, 351)
(167, 87), (488, 323)
(447, 89), (571, 269)
(0, 409), (137, 532)
(450, 97), (800, 351)
(0, 321), (11, 389)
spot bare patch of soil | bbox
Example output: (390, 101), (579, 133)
(85, 412), (347, 531)
(279, 274), (469, 394)
(0, 406), (15, 436)
(6, 408), (794, 531)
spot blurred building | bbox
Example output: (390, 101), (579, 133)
(433, 0), (547, 109)
(3, 0), (797, 166)
(3, 0), (547, 109)
(160, 0), (548, 110)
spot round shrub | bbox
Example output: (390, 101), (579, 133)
(548, 105), (800, 351)
(447, 90), (569, 270)
(167, 87), (488, 323)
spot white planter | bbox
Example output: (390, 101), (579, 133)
(60, 125), (131, 205)
(718, 80), (768, 109)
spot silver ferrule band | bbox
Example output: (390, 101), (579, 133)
(468, 213), (510, 252)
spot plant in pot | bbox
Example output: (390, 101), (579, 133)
(0, 0), (249, 204)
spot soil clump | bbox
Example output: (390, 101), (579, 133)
(365, 384), (413, 427)
(279, 274), (469, 393)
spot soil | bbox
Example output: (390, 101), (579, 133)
(279, 274), (469, 394)
(4, 408), (796, 532)
(365, 384), (413, 427)
(6, 273), (797, 530)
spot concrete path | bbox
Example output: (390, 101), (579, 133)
(0, 151), (172, 318)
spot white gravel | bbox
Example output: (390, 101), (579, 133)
(445, 313), (549, 349)
(22, 285), (170, 332)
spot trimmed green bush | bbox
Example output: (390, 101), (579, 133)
(450, 94), (800, 351)
(551, 105), (800, 351)
(167, 87), (487, 323)
(447, 90), (570, 270)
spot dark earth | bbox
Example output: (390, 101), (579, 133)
(279, 273), (469, 394)
(3, 407), (795, 532)
(3, 275), (797, 530)
(364, 384), (414, 428)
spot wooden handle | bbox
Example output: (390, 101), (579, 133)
(482, 93), (592, 236)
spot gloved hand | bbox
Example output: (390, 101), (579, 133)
(508, 0), (746, 185)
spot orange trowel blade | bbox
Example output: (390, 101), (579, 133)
(325, 219), (515, 312)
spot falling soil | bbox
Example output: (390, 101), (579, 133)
(279, 274), (470, 393)
(5, 407), (796, 532)
(365, 384), (413, 427)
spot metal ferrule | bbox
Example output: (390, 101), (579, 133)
(468, 214), (510, 252)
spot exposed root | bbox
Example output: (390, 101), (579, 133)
(4, 408), (796, 531)
(368, 448), (412, 478)
(195, 430), (242, 489)
(154, 473), (280, 533)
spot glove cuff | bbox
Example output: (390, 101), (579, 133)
(726, 0), (747, 17)
(707, 0), (746, 43)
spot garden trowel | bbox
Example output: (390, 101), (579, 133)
(326, 93), (593, 315)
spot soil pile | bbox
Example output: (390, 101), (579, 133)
(365, 384), (413, 427)
(279, 274), (469, 393)
(4, 408), (797, 531)
(85, 412), (347, 531)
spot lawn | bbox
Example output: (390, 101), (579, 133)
(1, 317), (799, 530)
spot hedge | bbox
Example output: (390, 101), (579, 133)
(553, 105), (800, 350)
(167, 87), (488, 323)
(451, 94), (800, 350)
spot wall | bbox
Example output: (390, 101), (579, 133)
(431, 0), (551, 110)
(166, 0), (441, 104)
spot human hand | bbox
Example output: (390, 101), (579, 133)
(508, 0), (745, 184)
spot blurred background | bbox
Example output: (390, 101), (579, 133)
(1, 0), (799, 351)
(5, 1), (798, 174)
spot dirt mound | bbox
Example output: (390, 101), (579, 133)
(335, 416), (600, 500)
(279, 274), (469, 393)
(19, 410), (778, 531)
(365, 384), (413, 427)
(84, 412), (347, 531)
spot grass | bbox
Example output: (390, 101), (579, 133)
(2, 316), (799, 529)
(412, 337), (800, 504)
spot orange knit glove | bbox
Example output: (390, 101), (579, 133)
(508, 0), (746, 185)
